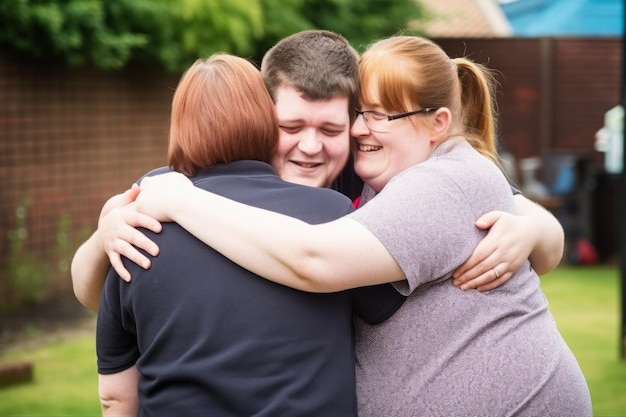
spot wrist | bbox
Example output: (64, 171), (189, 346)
(91, 229), (106, 253)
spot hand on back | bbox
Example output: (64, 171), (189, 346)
(452, 211), (533, 291)
(99, 184), (162, 281)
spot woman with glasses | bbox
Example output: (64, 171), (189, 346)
(133, 36), (591, 416)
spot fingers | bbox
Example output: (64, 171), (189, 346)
(99, 203), (161, 281)
(99, 192), (128, 220)
(452, 244), (494, 283)
(476, 275), (510, 292)
(103, 219), (158, 264)
(455, 266), (509, 291)
(125, 183), (141, 201)
(100, 205), (161, 256)
(117, 207), (161, 255)
(109, 253), (132, 283)
(99, 184), (142, 222)
(474, 210), (504, 230)
(107, 239), (152, 282)
(125, 204), (163, 236)
(112, 201), (162, 233)
(126, 227), (160, 258)
(452, 261), (482, 283)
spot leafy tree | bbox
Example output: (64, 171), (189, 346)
(0, 0), (152, 69)
(0, 0), (426, 72)
(0, 0), (264, 71)
(251, 0), (427, 60)
(300, 0), (426, 51)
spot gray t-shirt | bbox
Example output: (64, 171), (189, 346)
(348, 138), (592, 417)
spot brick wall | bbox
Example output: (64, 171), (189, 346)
(435, 37), (622, 261)
(435, 37), (622, 161)
(0, 37), (622, 305)
(0, 50), (180, 305)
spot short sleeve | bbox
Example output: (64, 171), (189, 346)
(351, 284), (406, 324)
(96, 270), (140, 375)
(348, 165), (482, 295)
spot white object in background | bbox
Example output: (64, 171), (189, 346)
(519, 156), (549, 199)
(594, 105), (623, 174)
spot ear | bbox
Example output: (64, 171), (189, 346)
(431, 107), (452, 140)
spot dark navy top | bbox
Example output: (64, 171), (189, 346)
(97, 161), (405, 417)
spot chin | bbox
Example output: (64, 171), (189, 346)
(305, 178), (328, 188)
(286, 175), (325, 188)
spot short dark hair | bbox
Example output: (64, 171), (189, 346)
(261, 30), (360, 110)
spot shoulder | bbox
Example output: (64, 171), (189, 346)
(284, 184), (355, 222)
(137, 166), (171, 182)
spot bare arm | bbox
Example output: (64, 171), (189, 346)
(135, 172), (404, 292)
(516, 194), (565, 273)
(71, 231), (110, 311)
(71, 185), (161, 311)
(99, 366), (140, 416)
(452, 194), (564, 291)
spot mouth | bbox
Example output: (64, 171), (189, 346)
(291, 161), (323, 169)
(358, 144), (382, 152)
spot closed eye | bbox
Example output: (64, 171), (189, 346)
(321, 128), (344, 136)
(280, 125), (303, 134)
(366, 111), (388, 121)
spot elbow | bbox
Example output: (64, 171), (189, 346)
(98, 367), (140, 416)
(301, 278), (346, 293)
(531, 216), (566, 276)
(531, 238), (565, 275)
(99, 398), (114, 416)
(545, 225), (566, 272)
(99, 392), (138, 417)
(532, 254), (563, 276)
(99, 397), (124, 417)
(290, 256), (346, 293)
(71, 277), (100, 312)
(81, 295), (100, 312)
(289, 270), (335, 293)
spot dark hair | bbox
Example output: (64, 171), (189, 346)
(261, 30), (360, 111)
(168, 54), (279, 176)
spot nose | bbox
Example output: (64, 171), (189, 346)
(351, 113), (370, 137)
(297, 131), (323, 154)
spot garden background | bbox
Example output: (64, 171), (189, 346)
(0, 0), (624, 416)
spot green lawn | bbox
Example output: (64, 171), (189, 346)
(0, 265), (624, 416)
(0, 331), (100, 416)
(540, 265), (626, 417)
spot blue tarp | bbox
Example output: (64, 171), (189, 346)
(500, 0), (623, 36)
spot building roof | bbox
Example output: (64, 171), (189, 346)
(412, 0), (513, 38)
(500, 0), (624, 36)
(411, 0), (623, 38)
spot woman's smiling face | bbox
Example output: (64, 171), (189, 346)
(350, 105), (436, 193)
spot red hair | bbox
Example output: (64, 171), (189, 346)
(168, 54), (279, 176)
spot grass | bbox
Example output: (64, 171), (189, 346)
(0, 265), (624, 416)
(0, 331), (100, 416)
(540, 265), (626, 417)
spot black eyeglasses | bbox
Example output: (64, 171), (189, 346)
(353, 108), (440, 133)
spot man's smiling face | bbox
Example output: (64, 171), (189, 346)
(271, 86), (351, 188)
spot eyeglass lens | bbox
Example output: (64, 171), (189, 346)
(355, 111), (388, 133)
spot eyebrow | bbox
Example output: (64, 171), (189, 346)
(279, 118), (347, 128)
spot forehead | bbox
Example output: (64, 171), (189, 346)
(274, 86), (350, 124)
(359, 76), (383, 107)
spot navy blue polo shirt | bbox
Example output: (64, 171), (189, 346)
(97, 161), (405, 417)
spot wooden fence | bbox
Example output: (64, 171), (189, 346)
(0, 37), (621, 305)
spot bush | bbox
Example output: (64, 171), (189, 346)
(0, 0), (427, 72)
